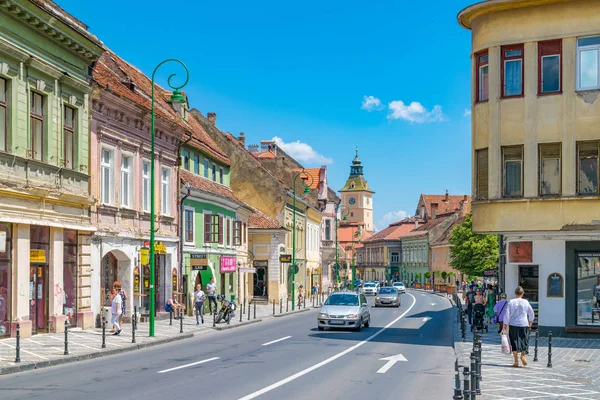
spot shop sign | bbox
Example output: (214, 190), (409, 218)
(220, 256), (237, 273)
(190, 253), (208, 267)
(508, 241), (532, 263)
(133, 267), (140, 293)
(140, 248), (149, 265)
(483, 269), (498, 276)
(316, 268), (322, 273)
(279, 254), (291, 263)
(172, 268), (178, 292)
(154, 242), (167, 254)
(253, 260), (268, 267)
(0, 231), (5, 252)
(143, 266), (150, 289)
(192, 265), (208, 271)
(239, 267), (256, 273)
(30, 249), (46, 263)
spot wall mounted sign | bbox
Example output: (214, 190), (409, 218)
(547, 272), (564, 298)
(30, 249), (46, 263)
(192, 265), (208, 271)
(253, 260), (268, 267)
(220, 256), (237, 273)
(190, 253), (208, 267)
(154, 242), (167, 254)
(133, 267), (140, 293)
(143, 266), (150, 289)
(140, 248), (149, 265)
(483, 269), (498, 276)
(172, 268), (178, 293)
(279, 254), (291, 263)
(508, 241), (532, 263)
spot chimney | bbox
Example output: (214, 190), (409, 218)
(463, 194), (468, 201)
(444, 189), (449, 202)
(248, 144), (259, 153)
(208, 112), (216, 126)
(414, 218), (419, 229)
(431, 203), (438, 218)
(238, 132), (246, 147)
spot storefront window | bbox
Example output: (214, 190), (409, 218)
(577, 253), (600, 325)
(63, 230), (78, 326)
(0, 223), (12, 337)
(30, 226), (50, 334)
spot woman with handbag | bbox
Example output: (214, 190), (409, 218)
(493, 293), (508, 333)
(503, 286), (535, 368)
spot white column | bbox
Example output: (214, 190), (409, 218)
(14, 224), (31, 336)
(48, 227), (64, 318)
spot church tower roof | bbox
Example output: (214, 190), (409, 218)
(339, 147), (374, 193)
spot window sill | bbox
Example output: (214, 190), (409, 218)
(565, 326), (600, 333)
(475, 99), (489, 104)
(500, 95), (524, 100)
(537, 91), (562, 97)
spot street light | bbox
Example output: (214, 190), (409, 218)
(149, 59), (189, 337)
(292, 169), (313, 311)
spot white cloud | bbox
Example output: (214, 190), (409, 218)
(361, 95), (382, 111)
(272, 136), (333, 165)
(381, 210), (408, 225)
(387, 100), (445, 123)
(463, 109), (472, 117)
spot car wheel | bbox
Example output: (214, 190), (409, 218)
(318, 326), (325, 331)
(354, 318), (363, 332)
(364, 318), (370, 328)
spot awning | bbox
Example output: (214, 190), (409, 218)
(0, 215), (96, 232)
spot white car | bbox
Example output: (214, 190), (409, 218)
(362, 282), (378, 295)
(393, 282), (406, 294)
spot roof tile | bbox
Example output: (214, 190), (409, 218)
(180, 170), (241, 204)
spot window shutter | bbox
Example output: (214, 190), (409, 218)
(204, 214), (212, 243)
(578, 141), (599, 157)
(218, 216), (223, 244)
(503, 146), (523, 160)
(540, 143), (561, 158)
(476, 149), (489, 200)
(227, 219), (231, 246)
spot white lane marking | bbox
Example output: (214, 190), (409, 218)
(376, 353), (408, 374)
(237, 293), (417, 400)
(422, 317), (431, 322)
(431, 303), (436, 306)
(262, 336), (292, 346)
(157, 357), (220, 374)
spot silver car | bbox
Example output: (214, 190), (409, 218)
(392, 282), (406, 294)
(317, 292), (371, 331)
(375, 287), (401, 307)
(362, 282), (378, 295)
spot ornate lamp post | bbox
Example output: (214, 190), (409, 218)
(291, 169), (313, 311)
(149, 59), (189, 337)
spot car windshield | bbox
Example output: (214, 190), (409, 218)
(364, 283), (376, 287)
(325, 294), (359, 306)
(394, 283), (404, 286)
(379, 288), (397, 295)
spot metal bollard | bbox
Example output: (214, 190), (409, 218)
(213, 311), (217, 327)
(476, 332), (483, 384)
(248, 301), (251, 321)
(547, 331), (553, 368)
(470, 353), (477, 399)
(453, 360), (463, 400)
(132, 313), (136, 344)
(64, 319), (69, 355)
(303, 297), (306, 309)
(533, 329), (539, 362)
(254, 301), (256, 319)
(180, 308), (184, 333)
(463, 366), (471, 400)
(101, 319), (106, 349)
(273, 299), (276, 315)
(239, 304), (243, 322)
(286, 298), (289, 313)
(15, 323), (21, 363)
(312, 296), (315, 308)
(169, 310), (173, 326)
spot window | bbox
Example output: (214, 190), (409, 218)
(476, 149), (489, 200)
(539, 143), (561, 196)
(243, 222), (247, 244)
(63, 106), (75, 169)
(0, 78), (7, 152)
(100, 148), (113, 204)
(219, 167), (224, 184)
(30, 92), (44, 160)
(193, 153), (199, 174)
(539, 40), (561, 94)
(120, 155), (132, 207)
(577, 36), (600, 90)
(161, 168), (170, 215)
(577, 141), (599, 195)
(577, 253), (600, 325)
(204, 214), (222, 244)
(183, 150), (190, 170)
(212, 163), (216, 181)
(184, 209), (194, 244)
(502, 45), (524, 97)
(325, 219), (331, 240)
(502, 146), (523, 198)
(233, 221), (242, 246)
(142, 160), (150, 212)
(226, 219), (231, 246)
(476, 51), (489, 102)
(204, 159), (209, 178)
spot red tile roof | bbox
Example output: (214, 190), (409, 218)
(431, 215), (467, 246)
(180, 170), (241, 204)
(187, 114), (230, 166)
(399, 214), (453, 239)
(248, 212), (281, 229)
(337, 224), (372, 243)
(362, 218), (422, 242)
(254, 150), (277, 159)
(292, 168), (321, 190)
(420, 194), (471, 219)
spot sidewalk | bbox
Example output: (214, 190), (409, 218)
(453, 298), (600, 399)
(0, 302), (316, 375)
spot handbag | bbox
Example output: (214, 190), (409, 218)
(492, 301), (508, 324)
(501, 334), (511, 355)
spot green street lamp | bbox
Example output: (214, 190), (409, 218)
(291, 169), (313, 311)
(335, 204), (350, 289)
(149, 59), (189, 337)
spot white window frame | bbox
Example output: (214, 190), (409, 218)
(142, 159), (150, 212)
(161, 167), (170, 216)
(577, 36), (600, 91)
(100, 147), (114, 205)
(120, 153), (133, 208)
(184, 205), (195, 245)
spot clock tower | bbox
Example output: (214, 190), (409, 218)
(339, 148), (375, 233)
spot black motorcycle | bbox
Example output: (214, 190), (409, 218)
(215, 294), (236, 323)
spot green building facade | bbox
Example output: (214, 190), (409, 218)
(401, 234), (429, 287)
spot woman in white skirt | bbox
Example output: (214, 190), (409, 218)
(502, 286), (534, 367)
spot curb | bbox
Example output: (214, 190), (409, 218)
(0, 333), (194, 376)
(212, 319), (262, 331)
(272, 308), (313, 318)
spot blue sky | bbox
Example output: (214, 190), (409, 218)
(57, 0), (475, 230)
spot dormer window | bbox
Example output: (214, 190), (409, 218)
(350, 183), (355, 189)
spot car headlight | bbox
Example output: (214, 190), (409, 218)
(346, 314), (358, 319)
(376, 296), (380, 300)
(318, 313), (329, 319)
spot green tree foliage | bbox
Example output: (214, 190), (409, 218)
(424, 271), (431, 279)
(441, 271), (448, 281)
(449, 214), (499, 276)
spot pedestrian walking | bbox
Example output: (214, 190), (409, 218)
(503, 286), (535, 368)
(593, 276), (600, 321)
(466, 286), (475, 325)
(493, 293), (508, 333)
(192, 284), (205, 325)
(206, 277), (217, 314)
(114, 282), (127, 328)
(486, 284), (496, 323)
(111, 286), (122, 335)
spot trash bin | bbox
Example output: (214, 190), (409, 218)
(102, 306), (113, 329)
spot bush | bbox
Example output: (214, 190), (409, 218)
(441, 271), (448, 280)
(424, 271), (431, 279)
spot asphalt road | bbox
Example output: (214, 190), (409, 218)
(0, 290), (455, 400)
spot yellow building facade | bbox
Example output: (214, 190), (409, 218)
(459, 0), (600, 334)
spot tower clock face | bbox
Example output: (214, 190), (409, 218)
(349, 197), (356, 205)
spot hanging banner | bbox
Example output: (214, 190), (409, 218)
(133, 267), (140, 293)
(220, 256), (237, 273)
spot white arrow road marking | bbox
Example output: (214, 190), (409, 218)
(377, 353), (408, 374)
(422, 317), (431, 322)
(262, 336), (292, 346)
(158, 357), (219, 373)
(431, 303), (436, 306)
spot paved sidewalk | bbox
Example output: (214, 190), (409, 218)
(453, 300), (600, 400)
(0, 301), (316, 375)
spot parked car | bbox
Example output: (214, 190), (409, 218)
(392, 282), (406, 294)
(375, 287), (401, 307)
(362, 282), (378, 295)
(317, 292), (370, 331)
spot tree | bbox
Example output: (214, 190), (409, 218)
(441, 271), (448, 282)
(449, 214), (499, 276)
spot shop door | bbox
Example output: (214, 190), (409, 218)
(254, 267), (267, 297)
(155, 255), (162, 313)
(519, 265), (539, 325)
(29, 266), (49, 334)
